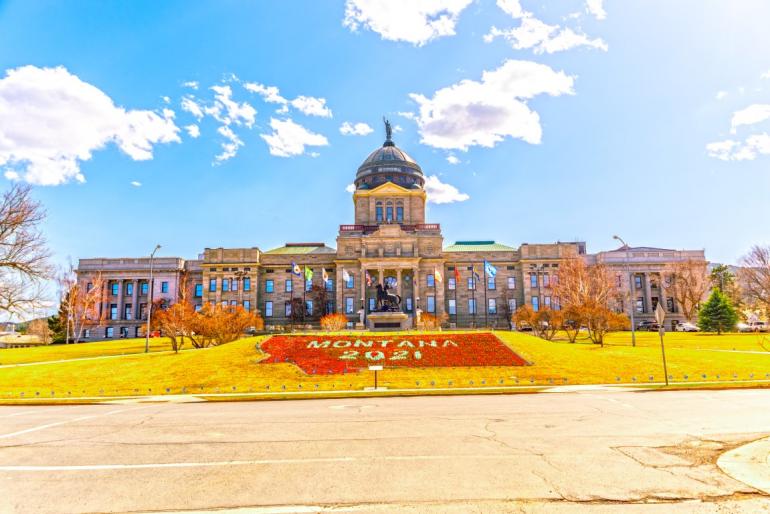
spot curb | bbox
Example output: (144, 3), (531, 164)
(717, 436), (770, 494)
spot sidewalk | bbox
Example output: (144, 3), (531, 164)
(718, 436), (770, 494)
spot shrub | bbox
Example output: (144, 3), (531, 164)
(320, 313), (348, 331)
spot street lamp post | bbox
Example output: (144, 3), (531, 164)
(145, 244), (161, 353)
(613, 235), (636, 347)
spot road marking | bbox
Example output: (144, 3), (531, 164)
(0, 407), (69, 418)
(0, 406), (151, 440)
(0, 453), (525, 472)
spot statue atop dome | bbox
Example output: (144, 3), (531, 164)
(383, 116), (393, 144)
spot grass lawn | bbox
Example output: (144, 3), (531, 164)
(1, 330), (769, 400)
(0, 337), (175, 366)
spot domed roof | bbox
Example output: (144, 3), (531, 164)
(354, 118), (424, 190)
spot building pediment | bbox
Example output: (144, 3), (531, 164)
(354, 181), (424, 198)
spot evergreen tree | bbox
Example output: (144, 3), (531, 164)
(697, 290), (738, 334)
(48, 314), (66, 343)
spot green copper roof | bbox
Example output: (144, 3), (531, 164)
(264, 243), (336, 255)
(443, 241), (516, 252)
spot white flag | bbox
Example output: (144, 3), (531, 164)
(342, 269), (351, 283)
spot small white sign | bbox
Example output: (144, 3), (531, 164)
(655, 303), (666, 324)
(369, 365), (383, 371)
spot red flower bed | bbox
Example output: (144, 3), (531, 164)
(259, 333), (528, 374)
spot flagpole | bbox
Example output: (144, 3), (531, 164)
(290, 276), (294, 332)
(303, 266), (307, 325)
(454, 265), (458, 328)
(484, 263), (489, 329)
(471, 265), (477, 328)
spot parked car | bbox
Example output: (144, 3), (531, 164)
(636, 321), (660, 331)
(675, 322), (699, 332)
(739, 321), (768, 332)
(737, 322), (751, 332)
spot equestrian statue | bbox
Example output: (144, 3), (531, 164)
(375, 283), (401, 312)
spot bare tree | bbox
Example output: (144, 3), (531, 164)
(664, 259), (709, 321)
(739, 245), (770, 316)
(0, 185), (52, 316)
(59, 268), (105, 344)
(551, 257), (617, 309)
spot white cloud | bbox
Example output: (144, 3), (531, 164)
(730, 104), (770, 133)
(707, 134), (770, 161)
(206, 85), (256, 127)
(181, 96), (204, 119)
(446, 154), (460, 164)
(408, 59), (575, 150)
(244, 82), (332, 117)
(343, 0), (473, 46)
(340, 121), (374, 136)
(184, 124), (200, 138)
(215, 125), (243, 163)
(345, 183), (356, 193)
(393, 124), (403, 132)
(260, 118), (329, 157)
(424, 175), (469, 204)
(0, 65), (180, 185)
(716, 91), (728, 101)
(585, 0), (606, 20)
(162, 96), (170, 104)
(497, 0), (530, 19)
(130, 180), (142, 187)
(244, 82), (287, 104)
(485, 18), (607, 54)
(761, 70), (770, 80)
(182, 81), (199, 90)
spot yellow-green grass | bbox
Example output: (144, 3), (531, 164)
(1, 331), (770, 401)
(0, 337), (175, 366)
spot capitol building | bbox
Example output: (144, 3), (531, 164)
(77, 126), (706, 339)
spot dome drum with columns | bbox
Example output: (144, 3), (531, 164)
(354, 118), (424, 191)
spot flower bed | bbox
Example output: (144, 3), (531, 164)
(259, 332), (528, 374)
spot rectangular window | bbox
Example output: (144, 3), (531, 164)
(243, 277), (251, 292)
(139, 303), (147, 320)
(543, 273), (550, 288)
(487, 277), (496, 290)
(109, 304), (118, 320)
(530, 273), (538, 288)
(532, 296), (540, 312)
(468, 277), (476, 290)
(125, 282), (133, 296)
(666, 297), (675, 313)
(376, 205), (383, 222)
(161, 281), (169, 293)
(345, 297), (354, 314)
(265, 301), (273, 317)
(427, 295), (435, 313)
(345, 275), (354, 289)
(634, 275), (642, 289)
(222, 279), (229, 292)
(325, 300), (334, 314)
(194, 304), (202, 312)
(209, 279), (216, 292)
(406, 297), (413, 312)
(232, 279), (239, 292)
(110, 282), (119, 295)
(194, 283), (203, 297)
(84, 329), (91, 339)
(396, 206), (404, 222)
(507, 276), (516, 289)
(285, 279), (292, 292)
(488, 298), (497, 314)
(305, 300), (313, 315)
(285, 302), (292, 316)
(124, 304), (132, 320)
(120, 327), (128, 338)
(386, 206), (393, 222)
(544, 296), (551, 309)
(369, 298), (376, 312)
(651, 297), (659, 311)
(448, 277), (456, 290)
(636, 297), (644, 313)
(448, 299), (456, 315)
(617, 275), (622, 288)
(243, 300), (251, 311)
(427, 274), (435, 288)
(325, 279), (334, 292)
(468, 298), (477, 314)
(265, 280), (274, 293)
(141, 281), (148, 295)
(508, 298), (517, 312)
(86, 282), (93, 292)
(105, 327), (114, 338)
(305, 279), (312, 292)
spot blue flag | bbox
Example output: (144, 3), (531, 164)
(484, 260), (497, 278)
(291, 261), (302, 276)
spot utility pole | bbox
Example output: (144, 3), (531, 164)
(614, 235), (636, 347)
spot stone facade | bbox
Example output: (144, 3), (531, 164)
(76, 133), (707, 340)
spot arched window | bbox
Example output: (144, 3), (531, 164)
(396, 201), (404, 222)
(376, 201), (383, 222)
(386, 201), (393, 222)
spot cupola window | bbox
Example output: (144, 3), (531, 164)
(376, 201), (383, 222)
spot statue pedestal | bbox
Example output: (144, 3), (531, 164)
(366, 312), (410, 331)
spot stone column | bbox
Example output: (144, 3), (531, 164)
(131, 279), (139, 322)
(335, 267), (344, 314)
(117, 280), (124, 321)
(360, 267), (366, 313)
(396, 269), (402, 295)
(644, 272), (653, 314)
(378, 265), (384, 286)
(413, 267), (421, 310)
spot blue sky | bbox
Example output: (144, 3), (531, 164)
(2, 0), (770, 269)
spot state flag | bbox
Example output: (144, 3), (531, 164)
(322, 268), (329, 283)
(342, 268), (351, 283)
(434, 267), (443, 283)
(291, 262), (302, 276)
(484, 260), (497, 278)
(304, 266), (314, 281)
(365, 270), (373, 287)
(454, 265), (461, 282)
